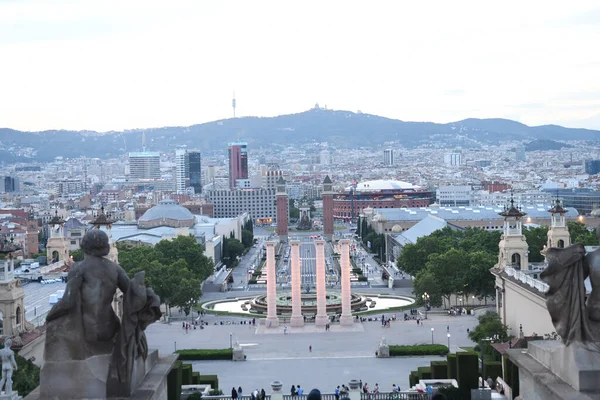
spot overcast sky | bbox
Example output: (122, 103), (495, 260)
(2, 1), (600, 132)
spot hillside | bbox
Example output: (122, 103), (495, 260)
(1, 108), (598, 162)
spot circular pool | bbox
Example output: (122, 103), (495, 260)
(202, 293), (414, 316)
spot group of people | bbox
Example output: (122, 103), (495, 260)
(181, 321), (201, 333)
(290, 385), (304, 396)
(231, 387), (267, 400)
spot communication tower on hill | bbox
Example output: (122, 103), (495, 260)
(232, 92), (236, 118)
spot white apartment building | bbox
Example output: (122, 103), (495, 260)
(436, 185), (473, 206)
(383, 149), (394, 166)
(128, 152), (160, 180)
(443, 153), (462, 166)
(205, 188), (277, 219)
(474, 190), (553, 206)
(56, 179), (85, 197)
(320, 150), (331, 165)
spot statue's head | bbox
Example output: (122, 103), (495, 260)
(4, 338), (11, 348)
(80, 230), (110, 257)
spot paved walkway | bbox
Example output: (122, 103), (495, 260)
(146, 313), (478, 393)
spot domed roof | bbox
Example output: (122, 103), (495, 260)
(139, 200), (194, 223)
(392, 225), (402, 233)
(349, 179), (419, 192)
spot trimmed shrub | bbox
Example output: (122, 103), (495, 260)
(456, 352), (479, 399)
(181, 364), (193, 385)
(192, 371), (200, 385)
(176, 348), (233, 360)
(484, 361), (502, 382)
(248, 279), (257, 284)
(436, 386), (461, 400)
(417, 366), (432, 380)
(409, 371), (419, 388)
(199, 374), (219, 390)
(447, 353), (458, 380)
(389, 344), (449, 356)
(358, 276), (368, 282)
(431, 360), (448, 379)
(167, 360), (182, 400)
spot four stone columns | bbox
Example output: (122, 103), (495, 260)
(290, 240), (304, 327)
(314, 240), (328, 327)
(339, 239), (354, 326)
(265, 241), (279, 328)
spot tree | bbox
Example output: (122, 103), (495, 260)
(463, 251), (497, 302)
(222, 237), (244, 267)
(469, 311), (510, 343)
(70, 249), (84, 262)
(426, 248), (466, 307)
(242, 229), (254, 248)
(568, 221), (599, 245)
(523, 226), (549, 262)
(413, 269), (443, 307)
(154, 236), (214, 281)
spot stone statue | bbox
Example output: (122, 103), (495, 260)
(42, 230), (162, 399)
(0, 338), (17, 396)
(540, 228), (600, 350)
(380, 336), (388, 346)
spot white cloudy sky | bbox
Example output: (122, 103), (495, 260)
(2, 0), (600, 132)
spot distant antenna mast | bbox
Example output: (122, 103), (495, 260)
(232, 92), (236, 118)
(142, 132), (146, 152)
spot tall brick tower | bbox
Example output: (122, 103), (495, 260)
(276, 177), (288, 242)
(322, 175), (334, 241)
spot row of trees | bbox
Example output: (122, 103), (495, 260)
(222, 219), (255, 267)
(117, 235), (214, 317)
(357, 217), (386, 259)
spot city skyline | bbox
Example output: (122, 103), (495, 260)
(1, 1), (600, 132)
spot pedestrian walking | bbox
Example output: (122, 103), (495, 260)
(309, 345), (312, 352)
(232, 387), (238, 399)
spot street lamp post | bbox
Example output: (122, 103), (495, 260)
(230, 333), (233, 349)
(480, 337), (495, 388)
(422, 292), (430, 319)
(447, 333), (451, 350)
(431, 328), (435, 344)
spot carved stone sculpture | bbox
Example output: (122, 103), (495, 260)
(41, 230), (161, 399)
(0, 338), (18, 396)
(540, 229), (600, 350)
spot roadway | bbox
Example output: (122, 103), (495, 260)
(300, 242), (316, 287)
(22, 281), (66, 326)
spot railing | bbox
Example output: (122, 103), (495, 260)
(201, 392), (427, 400)
(514, 270), (549, 293)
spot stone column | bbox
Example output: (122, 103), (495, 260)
(265, 241), (279, 328)
(314, 240), (328, 327)
(348, 379), (361, 400)
(339, 239), (353, 326)
(271, 381), (283, 400)
(290, 240), (303, 327)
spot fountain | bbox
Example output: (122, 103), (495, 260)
(296, 202), (313, 230)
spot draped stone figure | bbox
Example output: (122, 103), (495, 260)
(42, 230), (162, 399)
(540, 231), (600, 351)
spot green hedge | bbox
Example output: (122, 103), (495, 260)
(484, 361), (502, 381)
(175, 348), (233, 360)
(457, 352), (479, 399)
(447, 353), (458, 380)
(192, 371), (200, 385)
(198, 374), (219, 390)
(409, 371), (419, 388)
(389, 344), (449, 356)
(167, 360), (182, 400)
(431, 360), (448, 379)
(417, 366), (432, 380)
(181, 364), (193, 385)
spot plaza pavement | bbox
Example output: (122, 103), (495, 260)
(146, 312), (478, 393)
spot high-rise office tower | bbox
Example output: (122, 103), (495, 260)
(228, 142), (248, 189)
(0, 176), (19, 193)
(176, 150), (202, 194)
(319, 150), (331, 165)
(188, 151), (202, 194)
(515, 146), (526, 162)
(443, 152), (462, 166)
(128, 152), (160, 180)
(585, 159), (600, 175)
(383, 149), (394, 166)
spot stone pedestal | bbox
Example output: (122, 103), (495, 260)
(339, 239), (354, 326)
(270, 381), (283, 400)
(507, 340), (600, 400)
(26, 351), (177, 400)
(314, 240), (328, 327)
(265, 242), (279, 328)
(348, 379), (361, 400)
(233, 346), (245, 361)
(377, 338), (390, 358)
(290, 241), (304, 327)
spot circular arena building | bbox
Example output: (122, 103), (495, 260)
(333, 179), (433, 219)
(138, 199), (195, 228)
